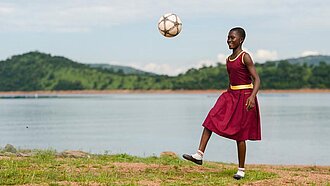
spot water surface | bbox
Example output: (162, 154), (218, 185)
(0, 92), (329, 165)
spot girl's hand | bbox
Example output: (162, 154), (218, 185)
(245, 96), (255, 111)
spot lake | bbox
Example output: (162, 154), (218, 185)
(0, 92), (329, 165)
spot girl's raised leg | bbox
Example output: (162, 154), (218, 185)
(182, 127), (212, 165)
(198, 127), (212, 152)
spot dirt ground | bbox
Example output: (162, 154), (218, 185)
(245, 164), (330, 186)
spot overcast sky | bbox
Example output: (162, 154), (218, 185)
(0, 0), (329, 75)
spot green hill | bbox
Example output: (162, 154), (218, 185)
(285, 55), (330, 66)
(0, 51), (172, 91)
(255, 55), (330, 89)
(0, 51), (329, 91)
(261, 55), (330, 66)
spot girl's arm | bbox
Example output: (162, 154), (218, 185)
(244, 53), (260, 110)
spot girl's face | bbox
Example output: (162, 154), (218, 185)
(227, 31), (243, 49)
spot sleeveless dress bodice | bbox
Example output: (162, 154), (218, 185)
(226, 51), (252, 86)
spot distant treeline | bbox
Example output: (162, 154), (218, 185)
(173, 61), (330, 89)
(0, 52), (329, 91)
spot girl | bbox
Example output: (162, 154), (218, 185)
(183, 27), (261, 180)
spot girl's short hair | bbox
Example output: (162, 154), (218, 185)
(230, 27), (246, 40)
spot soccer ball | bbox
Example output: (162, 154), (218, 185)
(157, 13), (182, 38)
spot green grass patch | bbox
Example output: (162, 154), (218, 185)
(0, 151), (277, 185)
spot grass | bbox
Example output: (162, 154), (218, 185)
(0, 150), (277, 185)
(1, 150), (330, 186)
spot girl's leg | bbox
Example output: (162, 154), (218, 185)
(236, 140), (246, 168)
(182, 127), (212, 165)
(234, 140), (246, 179)
(198, 127), (212, 153)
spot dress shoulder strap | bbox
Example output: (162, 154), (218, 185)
(241, 51), (246, 64)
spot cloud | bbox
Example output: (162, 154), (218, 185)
(301, 50), (320, 57)
(1, 0), (329, 33)
(217, 53), (227, 64)
(130, 63), (186, 76)
(193, 59), (217, 68)
(0, 5), (14, 15)
(0, 1), (150, 32)
(129, 58), (220, 76)
(253, 49), (278, 63)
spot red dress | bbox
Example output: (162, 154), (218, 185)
(202, 51), (261, 141)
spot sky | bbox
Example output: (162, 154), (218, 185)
(0, 0), (329, 75)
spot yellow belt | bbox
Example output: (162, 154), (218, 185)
(230, 83), (253, 90)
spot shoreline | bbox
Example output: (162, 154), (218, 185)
(0, 88), (329, 96)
